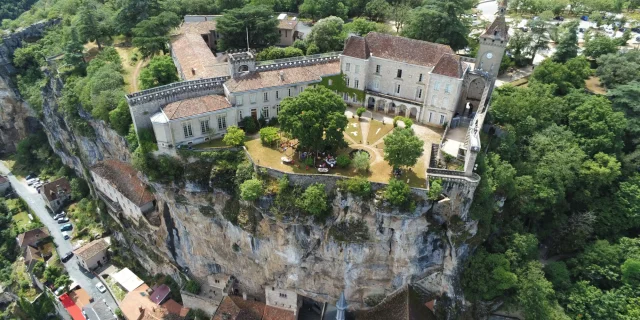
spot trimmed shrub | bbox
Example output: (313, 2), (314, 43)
(240, 179), (263, 201)
(337, 177), (372, 198)
(336, 154), (351, 168)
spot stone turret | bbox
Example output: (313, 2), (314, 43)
(336, 291), (347, 320)
(227, 50), (256, 78)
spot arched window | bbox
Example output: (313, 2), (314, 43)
(238, 65), (249, 72)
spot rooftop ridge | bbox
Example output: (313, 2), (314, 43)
(255, 53), (340, 72)
(126, 76), (230, 106)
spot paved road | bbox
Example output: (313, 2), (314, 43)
(0, 162), (119, 312)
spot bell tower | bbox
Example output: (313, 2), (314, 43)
(475, 0), (509, 79)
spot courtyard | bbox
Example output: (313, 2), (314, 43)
(195, 109), (444, 188)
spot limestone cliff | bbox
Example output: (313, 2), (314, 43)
(0, 22), (481, 315)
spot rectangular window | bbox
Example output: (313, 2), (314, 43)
(352, 95), (358, 102)
(218, 116), (227, 130)
(328, 79), (333, 85)
(237, 95), (243, 106)
(445, 84), (451, 93)
(373, 80), (379, 89)
(250, 93), (256, 104)
(262, 106), (269, 118)
(355, 65), (360, 74)
(264, 92), (269, 102)
(345, 63), (351, 71)
(346, 77), (350, 87)
(396, 69), (402, 78)
(443, 97), (449, 107)
(238, 110), (243, 119)
(276, 91), (280, 100)
(429, 112), (433, 123)
(200, 119), (210, 134)
(419, 73), (424, 82)
(183, 122), (193, 138)
(439, 115), (446, 125)
(376, 65), (381, 73)
(299, 86), (303, 93)
(396, 84), (401, 94)
(276, 104), (281, 113)
(434, 81), (440, 91)
(288, 88), (292, 96)
(355, 79), (359, 89)
(416, 88), (423, 99)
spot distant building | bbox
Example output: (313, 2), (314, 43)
(16, 227), (50, 251)
(41, 177), (71, 213)
(120, 284), (169, 320)
(0, 175), (10, 194)
(90, 160), (156, 226)
(211, 295), (266, 320)
(149, 284), (171, 305)
(277, 14), (300, 47)
(111, 267), (145, 293)
(82, 299), (118, 320)
(264, 285), (301, 320)
(73, 238), (110, 270)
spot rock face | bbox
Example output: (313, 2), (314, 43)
(0, 21), (481, 314)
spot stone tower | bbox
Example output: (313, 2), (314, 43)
(227, 50), (256, 78)
(336, 291), (347, 320)
(475, 0), (509, 79)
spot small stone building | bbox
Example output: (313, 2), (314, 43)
(41, 177), (71, 213)
(73, 238), (110, 270)
(264, 286), (301, 320)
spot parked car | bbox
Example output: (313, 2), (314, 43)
(26, 179), (37, 186)
(95, 283), (107, 293)
(620, 27), (627, 32)
(632, 27), (640, 33)
(581, 15), (589, 21)
(579, 28), (585, 33)
(54, 286), (65, 296)
(60, 223), (73, 231)
(62, 231), (70, 240)
(61, 252), (74, 262)
(57, 217), (70, 224)
(554, 16), (564, 21)
(53, 213), (64, 220)
(25, 173), (36, 180)
(520, 27), (529, 32)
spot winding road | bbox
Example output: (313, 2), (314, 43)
(0, 162), (119, 312)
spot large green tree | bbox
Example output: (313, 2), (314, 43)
(75, 0), (115, 50)
(462, 249), (518, 301)
(278, 86), (348, 152)
(568, 96), (626, 156)
(584, 33), (619, 59)
(402, 3), (469, 51)
(299, 0), (349, 21)
(139, 55), (180, 89)
(216, 5), (279, 50)
(306, 16), (347, 53)
(382, 128), (423, 170)
(596, 50), (640, 88)
(553, 21), (579, 63)
(115, 0), (161, 35)
(132, 12), (181, 58)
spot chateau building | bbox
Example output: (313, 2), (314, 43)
(127, 2), (508, 162)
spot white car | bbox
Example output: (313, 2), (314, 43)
(95, 282), (107, 293)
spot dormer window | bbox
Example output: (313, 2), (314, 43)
(494, 31), (499, 36)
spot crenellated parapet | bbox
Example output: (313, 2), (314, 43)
(255, 54), (340, 72)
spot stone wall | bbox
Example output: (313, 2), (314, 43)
(180, 291), (222, 317)
(0, 19), (61, 78)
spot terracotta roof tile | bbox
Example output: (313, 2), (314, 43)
(278, 19), (298, 30)
(342, 36), (369, 59)
(170, 33), (229, 80)
(432, 53), (465, 78)
(162, 95), (231, 120)
(263, 305), (296, 320)
(91, 160), (155, 207)
(180, 21), (217, 35)
(224, 61), (340, 93)
(161, 299), (188, 316)
(212, 296), (265, 320)
(16, 227), (49, 249)
(355, 285), (436, 320)
(24, 246), (43, 264)
(73, 238), (109, 262)
(343, 32), (454, 68)
(120, 284), (170, 320)
(42, 177), (71, 202)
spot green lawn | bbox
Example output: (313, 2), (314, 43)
(367, 120), (394, 146)
(344, 118), (363, 144)
(107, 277), (126, 301)
(12, 211), (33, 231)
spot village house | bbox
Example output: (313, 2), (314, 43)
(264, 286), (301, 320)
(73, 238), (110, 270)
(120, 282), (188, 320)
(41, 177), (71, 213)
(90, 160), (157, 226)
(16, 227), (49, 251)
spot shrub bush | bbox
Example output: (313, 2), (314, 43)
(240, 179), (263, 201)
(184, 280), (201, 294)
(260, 127), (280, 146)
(428, 179), (443, 201)
(384, 178), (411, 207)
(297, 183), (328, 217)
(223, 126), (246, 147)
(336, 154), (351, 168)
(337, 177), (372, 198)
(241, 117), (259, 134)
(352, 151), (370, 172)
(356, 107), (366, 117)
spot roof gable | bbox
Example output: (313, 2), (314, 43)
(162, 95), (231, 120)
(432, 53), (465, 78)
(355, 285), (436, 320)
(17, 227), (49, 249)
(73, 238), (109, 261)
(42, 177), (71, 202)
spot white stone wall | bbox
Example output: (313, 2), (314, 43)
(421, 73), (464, 125)
(229, 83), (311, 121)
(91, 171), (147, 224)
(80, 249), (107, 270)
(265, 286), (301, 314)
(164, 110), (237, 148)
(365, 57), (431, 103)
(277, 28), (295, 46)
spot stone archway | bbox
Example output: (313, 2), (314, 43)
(409, 107), (418, 119)
(398, 105), (407, 117)
(367, 97), (375, 109)
(376, 100), (386, 112)
(388, 102), (396, 114)
(238, 65), (249, 72)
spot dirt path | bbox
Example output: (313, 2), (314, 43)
(131, 59), (145, 92)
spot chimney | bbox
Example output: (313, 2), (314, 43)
(192, 68), (196, 76)
(242, 292), (247, 300)
(279, 71), (284, 81)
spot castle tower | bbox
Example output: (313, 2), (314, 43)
(227, 50), (256, 78)
(336, 291), (347, 320)
(475, 0), (509, 79)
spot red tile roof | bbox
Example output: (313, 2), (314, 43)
(224, 61), (340, 93)
(481, 15), (509, 42)
(342, 36), (369, 60)
(432, 53), (466, 78)
(91, 160), (155, 207)
(343, 32), (454, 68)
(212, 296), (265, 320)
(73, 238), (109, 262)
(170, 33), (229, 80)
(161, 298), (188, 316)
(42, 177), (71, 202)
(60, 293), (85, 320)
(162, 95), (232, 120)
(180, 20), (217, 35)
(263, 305), (296, 320)
(278, 19), (298, 30)
(355, 285), (436, 320)
(150, 284), (171, 305)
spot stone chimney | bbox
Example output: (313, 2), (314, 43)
(242, 292), (247, 300)
(279, 71), (284, 81)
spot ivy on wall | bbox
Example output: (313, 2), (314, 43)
(318, 72), (366, 102)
